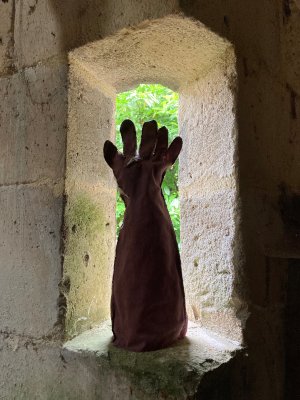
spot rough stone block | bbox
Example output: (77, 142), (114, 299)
(179, 61), (237, 188)
(180, 188), (238, 328)
(71, 14), (231, 94)
(278, 0), (300, 91)
(0, 335), (104, 399)
(67, 65), (116, 190)
(63, 58), (120, 339)
(63, 187), (116, 338)
(14, 0), (76, 68)
(180, 0), (281, 75)
(73, 0), (180, 41)
(0, 63), (67, 185)
(0, 318), (241, 399)
(0, 0), (14, 75)
(62, 321), (241, 400)
(14, 0), (179, 68)
(0, 184), (63, 336)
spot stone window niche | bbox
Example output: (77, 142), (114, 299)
(62, 15), (243, 344)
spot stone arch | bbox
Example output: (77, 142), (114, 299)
(63, 14), (243, 341)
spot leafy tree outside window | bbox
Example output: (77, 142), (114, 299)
(115, 84), (180, 245)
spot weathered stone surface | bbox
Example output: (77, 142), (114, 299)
(177, 2), (300, 397)
(180, 0), (282, 75)
(70, 15), (231, 93)
(63, 188), (116, 338)
(14, 0), (179, 68)
(255, 189), (300, 259)
(63, 321), (241, 399)
(66, 66), (116, 189)
(0, 334), (104, 399)
(0, 63), (67, 185)
(14, 0), (75, 69)
(180, 188), (242, 340)
(179, 59), (237, 189)
(280, 2), (300, 204)
(1, 0), (299, 398)
(0, 0), (14, 75)
(244, 306), (286, 399)
(64, 66), (117, 337)
(0, 184), (63, 336)
(0, 320), (240, 399)
(281, 0), (300, 91)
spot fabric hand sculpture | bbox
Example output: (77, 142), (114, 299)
(103, 119), (187, 352)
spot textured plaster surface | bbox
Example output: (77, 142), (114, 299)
(13, 0), (179, 69)
(63, 321), (241, 399)
(281, 0), (300, 190)
(71, 15), (231, 93)
(181, 191), (236, 323)
(0, 332), (107, 399)
(178, 55), (242, 340)
(1, 0), (300, 398)
(0, 322), (240, 399)
(179, 0), (300, 398)
(180, 184), (244, 340)
(0, 184), (63, 336)
(0, 63), (67, 185)
(63, 189), (116, 337)
(63, 67), (116, 337)
(0, 0), (14, 75)
(66, 66), (116, 189)
(179, 60), (236, 188)
(0, 61), (67, 337)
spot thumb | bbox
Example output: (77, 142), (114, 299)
(103, 140), (118, 169)
(166, 137), (182, 165)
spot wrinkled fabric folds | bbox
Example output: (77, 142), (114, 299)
(103, 119), (187, 352)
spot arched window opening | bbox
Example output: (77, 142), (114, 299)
(64, 14), (244, 343)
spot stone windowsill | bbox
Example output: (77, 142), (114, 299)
(62, 321), (241, 399)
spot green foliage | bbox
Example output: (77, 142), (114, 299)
(115, 84), (180, 244)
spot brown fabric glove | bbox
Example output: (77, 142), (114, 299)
(103, 119), (187, 352)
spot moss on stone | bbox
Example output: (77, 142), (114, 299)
(65, 193), (104, 239)
(62, 191), (114, 338)
(63, 321), (241, 399)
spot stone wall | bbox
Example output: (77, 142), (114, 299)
(0, 1), (182, 398)
(180, 0), (300, 398)
(0, 0), (299, 398)
(63, 65), (116, 337)
(179, 56), (242, 341)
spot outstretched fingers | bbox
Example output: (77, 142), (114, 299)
(120, 119), (137, 159)
(139, 120), (158, 159)
(154, 126), (168, 159)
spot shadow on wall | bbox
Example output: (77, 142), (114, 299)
(48, 0), (179, 53)
(48, 0), (102, 51)
(179, 1), (300, 399)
